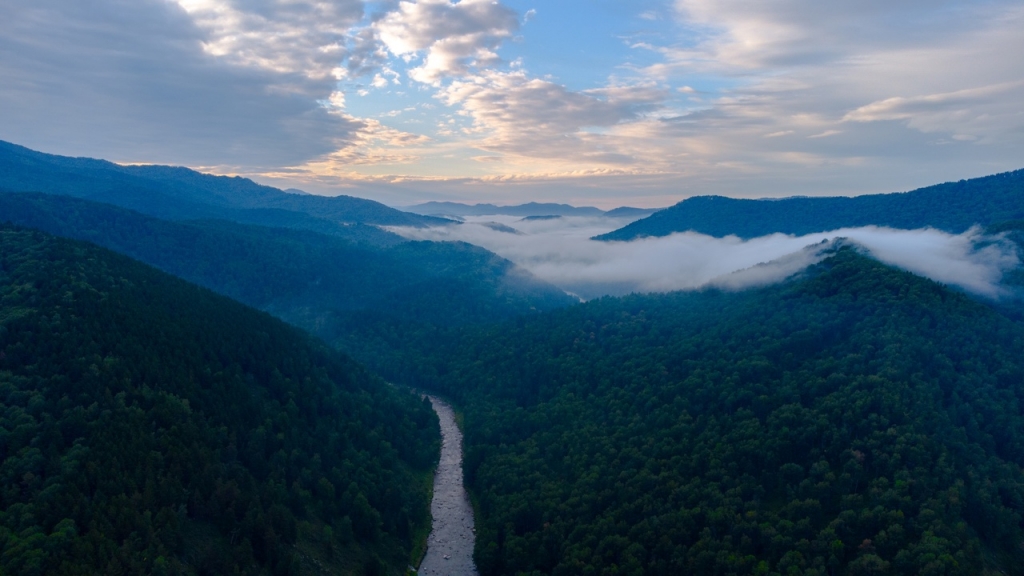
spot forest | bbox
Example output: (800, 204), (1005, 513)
(0, 192), (572, 351)
(3, 141), (1024, 575)
(393, 248), (1024, 575)
(0, 226), (439, 575)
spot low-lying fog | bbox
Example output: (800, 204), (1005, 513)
(390, 216), (1020, 300)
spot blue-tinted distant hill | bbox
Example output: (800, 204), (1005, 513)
(0, 140), (451, 233)
(596, 169), (1024, 240)
(406, 201), (659, 219)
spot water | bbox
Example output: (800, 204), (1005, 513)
(418, 396), (478, 576)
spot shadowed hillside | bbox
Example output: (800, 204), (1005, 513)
(0, 226), (439, 575)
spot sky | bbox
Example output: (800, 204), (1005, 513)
(2, 0), (1024, 207)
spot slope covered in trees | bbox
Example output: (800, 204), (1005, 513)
(0, 192), (574, 359)
(0, 226), (439, 575)
(407, 249), (1024, 575)
(597, 169), (1024, 240)
(0, 140), (449, 233)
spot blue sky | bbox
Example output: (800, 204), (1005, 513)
(2, 0), (1023, 207)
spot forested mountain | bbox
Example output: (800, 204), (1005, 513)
(0, 225), (440, 575)
(0, 140), (450, 234)
(8, 137), (1024, 576)
(0, 192), (574, 358)
(597, 169), (1024, 240)
(398, 249), (1024, 575)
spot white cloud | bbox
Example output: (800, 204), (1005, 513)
(438, 70), (666, 166)
(842, 81), (1024, 141)
(374, 0), (519, 85)
(389, 216), (1019, 299)
(324, 91), (347, 111)
(579, 0), (1024, 199)
(174, 0), (363, 80)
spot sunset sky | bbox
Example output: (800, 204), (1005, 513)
(3, 0), (1023, 207)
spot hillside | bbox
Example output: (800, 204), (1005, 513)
(408, 249), (1024, 575)
(0, 192), (575, 377)
(0, 226), (439, 575)
(0, 140), (450, 234)
(597, 169), (1024, 240)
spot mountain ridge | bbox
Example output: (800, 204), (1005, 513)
(0, 140), (452, 233)
(405, 200), (659, 219)
(596, 168), (1024, 240)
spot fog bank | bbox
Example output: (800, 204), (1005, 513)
(391, 216), (1020, 299)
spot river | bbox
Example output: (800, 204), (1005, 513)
(418, 396), (479, 576)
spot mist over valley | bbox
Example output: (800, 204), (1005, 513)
(392, 214), (1021, 299)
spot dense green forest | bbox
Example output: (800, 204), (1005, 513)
(0, 226), (439, 575)
(597, 169), (1024, 240)
(0, 140), (449, 233)
(5, 140), (1024, 575)
(0, 192), (573, 346)
(391, 249), (1024, 575)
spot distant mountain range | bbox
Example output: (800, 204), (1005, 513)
(0, 140), (575, 382)
(404, 201), (660, 220)
(0, 192), (573, 349)
(596, 169), (1024, 241)
(0, 140), (450, 234)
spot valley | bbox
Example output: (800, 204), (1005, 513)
(5, 1), (1024, 574)
(1, 141), (1023, 575)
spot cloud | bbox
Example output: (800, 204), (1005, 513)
(0, 0), (364, 168)
(374, 0), (520, 85)
(672, 0), (1007, 69)
(842, 81), (1024, 141)
(4, 0), (1023, 206)
(389, 216), (1019, 299)
(588, 0), (1024, 199)
(438, 70), (667, 166)
(173, 0), (363, 80)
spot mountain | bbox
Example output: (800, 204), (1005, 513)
(0, 191), (574, 322)
(0, 192), (575, 364)
(0, 225), (439, 575)
(0, 140), (451, 234)
(596, 169), (1024, 240)
(406, 249), (1024, 575)
(405, 201), (658, 219)
(603, 206), (661, 219)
